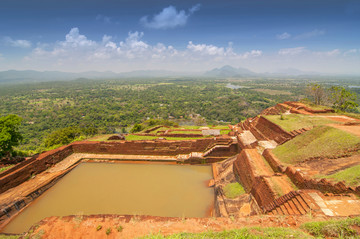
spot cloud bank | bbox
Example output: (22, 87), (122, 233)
(140, 4), (201, 29)
(3, 37), (31, 48)
(0, 27), (356, 74)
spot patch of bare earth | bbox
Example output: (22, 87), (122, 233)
(24, 214), (335, 239)
(295, 154), (360, 176)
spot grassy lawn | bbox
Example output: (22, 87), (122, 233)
(88, 125), (230, 142)
(223, 182), (245, 199)
(168, 131), (202, 134)
(264, 114), (339, 132)
(140, 227), (311, 239)
(273, 126), (360, 164)
(123, 135), (159, 140)
(322, 164), (360, 186)
(0, 236), (20, 239)
(301, 217), (360, 238)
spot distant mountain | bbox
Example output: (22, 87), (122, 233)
(204, 65), (255, 77)
(273, 68), (320, 76)
(0, 70), (201, 84)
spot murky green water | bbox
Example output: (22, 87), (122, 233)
(2, 162), (213, 234)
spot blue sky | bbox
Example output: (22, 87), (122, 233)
(0, 0), (359, 74)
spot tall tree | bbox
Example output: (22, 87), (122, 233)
(0, 115), (23, 157)
(329, 86), (358, 111)
(307, 83), (325, 105)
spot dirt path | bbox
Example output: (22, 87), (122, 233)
(324, 115), (360, 123)
(329, 123), (360, 137)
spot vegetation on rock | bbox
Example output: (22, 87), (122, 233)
(223, 182), (245, 199)
(273, 126), (360, 164)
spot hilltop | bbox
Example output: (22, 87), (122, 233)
(1, 101), (360, 238)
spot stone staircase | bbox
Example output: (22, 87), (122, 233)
(176, 137), (236, 162)
(264, 190), (316, 215)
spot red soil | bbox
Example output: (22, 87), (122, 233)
(24, 214), (335, 239)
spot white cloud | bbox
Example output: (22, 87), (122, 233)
(278, 47), (306, 55)
(313, 49), (340, 57)
(18, 27), (360, 74)
(3, 37), (32, 48)
(242, 50), (262, 58)
(187, 41), (225, 56)
(96, 14), (112, 24)
(344, 49), (358, 56)
(62, 28), (96, 48)
(294, 29), (325, 40)
(23, 27), (267, 72)
(276, 32), (291, 40)
(140, 4), (200, 29)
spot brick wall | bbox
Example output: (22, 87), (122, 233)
(0, 145), (73, 194)
(0, 138), (222, 194)
(263, 149), (360, 196)
(233, 150), (276, 207)
(254, 116), (293, 144)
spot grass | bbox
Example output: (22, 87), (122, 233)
(264, 114), (339, 132)
(223, 182), (245, 199)
(0, 165), (14, 173)
(0, 236), (20, 239)
(322, 164), (360, 186)
(273, 126), (360, 164)
(168, 131), (202, 134)
(88, 124), (230, 142)
(140, 227), (311, 239)
(301, 217), (360, 238)
(123, 135), (159, 140)
(116, 225), (123, 232)
(220, 129), (231, 134)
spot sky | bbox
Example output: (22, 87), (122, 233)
(0, 0), (360, 74)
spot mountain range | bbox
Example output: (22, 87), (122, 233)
(0, 66), (332, 84)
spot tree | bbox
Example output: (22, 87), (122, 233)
(307, 83), (325, 105)
(329, 86), (358, 111)
(44, 126), (82, 148)
(130, 123), (143, 133)
(0, 115), (23, 157)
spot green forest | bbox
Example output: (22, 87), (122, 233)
(0, 77), (358, 154)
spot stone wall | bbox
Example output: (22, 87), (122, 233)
(262, 149), (360, 196)
(255, 116), (293, 144)
(250, 177), (276, 208)
(71, 139), (214, 155)
(0, 145), (73, 194)
(233, 150), (276, 207)
(0, 138), (235, 195)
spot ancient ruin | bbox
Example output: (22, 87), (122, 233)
(1, 101), (360, 238)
